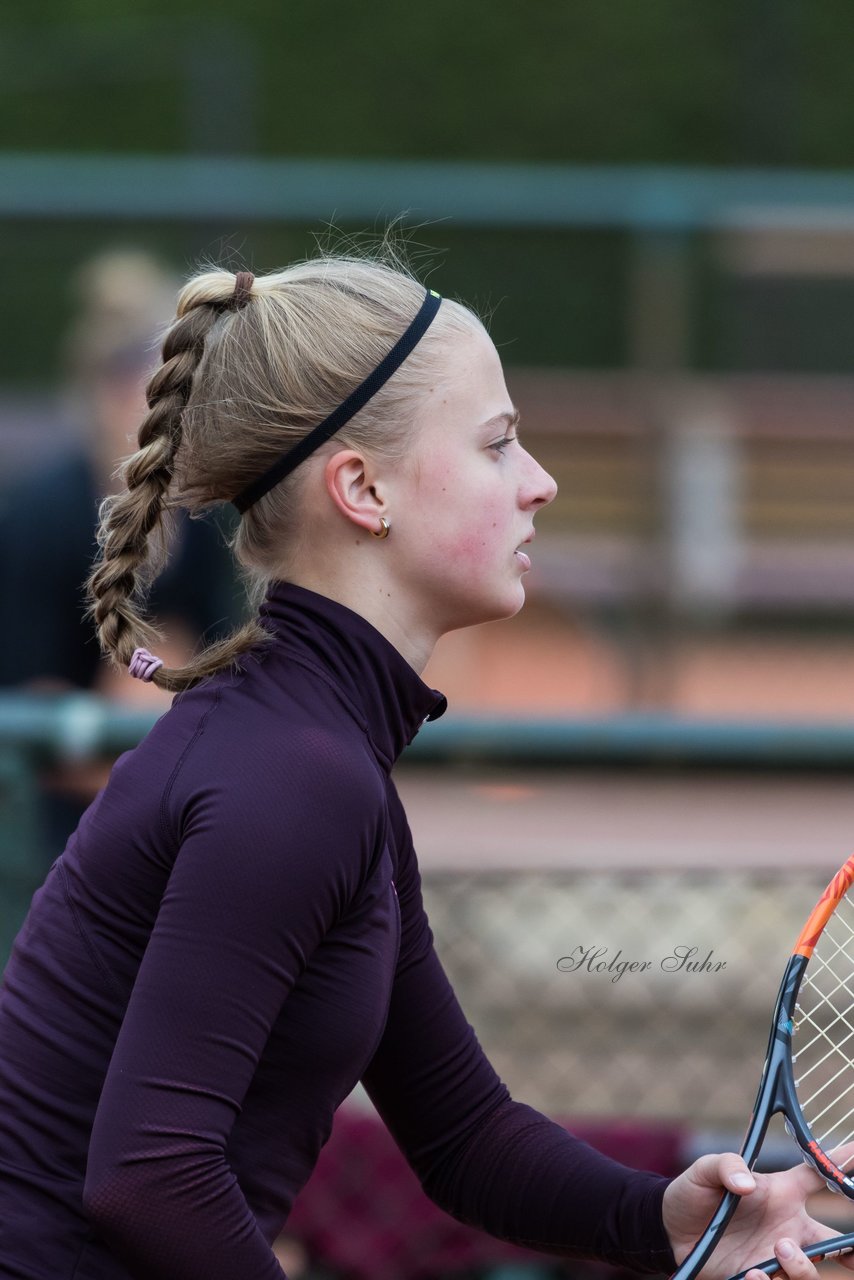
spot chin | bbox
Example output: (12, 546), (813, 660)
(459, 585), (527, 631)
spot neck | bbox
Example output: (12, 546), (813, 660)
(280, 568), (438, 676)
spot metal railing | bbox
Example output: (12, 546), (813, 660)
(6, 154), (854, 228)
(3, 693), (854, 769)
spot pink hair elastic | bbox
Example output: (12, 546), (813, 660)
(129, 647), (164, 682)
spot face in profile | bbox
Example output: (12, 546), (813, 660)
(389, 325), (558, 636)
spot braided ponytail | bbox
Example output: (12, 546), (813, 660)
(85, 275), (270, 694)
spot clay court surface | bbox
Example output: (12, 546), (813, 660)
(397, 767), (854, 872)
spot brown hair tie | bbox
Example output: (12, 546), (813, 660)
(231, 271), (254, 310)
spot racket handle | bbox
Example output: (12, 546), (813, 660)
(727, 1232), (854, 1280)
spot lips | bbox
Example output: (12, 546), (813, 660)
(513, 529), (534, 570)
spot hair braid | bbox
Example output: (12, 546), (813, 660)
(85, 290), (271, 694)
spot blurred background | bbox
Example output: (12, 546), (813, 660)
(2, 2), (854, 1277)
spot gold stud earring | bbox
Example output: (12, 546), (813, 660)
(371, 517), (390, 539)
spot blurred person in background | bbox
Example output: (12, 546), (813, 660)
(0, 241), (840, 1280)
(0, 249), (245, 858)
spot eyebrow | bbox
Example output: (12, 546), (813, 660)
(479, 406), (521, 433)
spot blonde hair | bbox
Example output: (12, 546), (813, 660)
(85, 235), (486, 693)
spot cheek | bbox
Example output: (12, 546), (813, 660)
(448, 533), (492, 569)
(430, 495), (511, 568)
(408, 456), (513, 568)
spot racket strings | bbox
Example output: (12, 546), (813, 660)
(793, 892), (854, 1162)
(795, 947), (854, 1077)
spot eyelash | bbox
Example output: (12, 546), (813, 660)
(490, 434), (518, 455)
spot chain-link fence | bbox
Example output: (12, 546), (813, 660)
(419, 867), (831, 1129)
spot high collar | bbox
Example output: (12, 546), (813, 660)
(258, 580), (447, 770)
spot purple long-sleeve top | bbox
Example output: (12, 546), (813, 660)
(0, 581), (676, 1279)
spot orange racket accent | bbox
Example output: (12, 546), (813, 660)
(794, 853), (854, 958)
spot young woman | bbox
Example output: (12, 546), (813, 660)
(0, 246), (841, 1279)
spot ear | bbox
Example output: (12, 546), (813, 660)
(322, 448), (389, 535)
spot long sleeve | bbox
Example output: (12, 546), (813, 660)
(361, 782), (676, 1275)
(82, 736), (382, 1280)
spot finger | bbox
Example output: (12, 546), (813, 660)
(782, 1158), (829, 1197)
(791, 1139), (854, 1192)
(826, 1140), (854, 1174)
(718, 1154), (757, 1195)
(773, 1238), (819, 1280)
(689, 1153), (757, 1195)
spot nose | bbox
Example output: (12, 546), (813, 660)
(521, 447), (558, 509)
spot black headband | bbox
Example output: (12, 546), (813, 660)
(231, 287), (442, 514)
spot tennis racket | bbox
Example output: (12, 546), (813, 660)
(672, 853), (854, 1280)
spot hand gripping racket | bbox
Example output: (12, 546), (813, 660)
(672, 854), (854, 1280)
